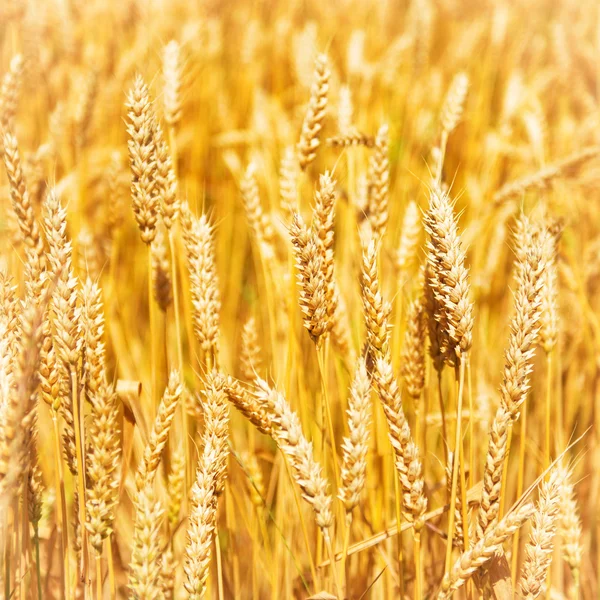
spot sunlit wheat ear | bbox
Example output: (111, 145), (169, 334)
(43, 190), (80, 474)
(163, 40), (182, 129)
(440, 72), (469, 137)
(395, 200), (421, 282)
(126, 74), (159, 245)
(81, 278), (106, 401)
(2, 130), (45, 275)
(158, 549), (177, 600)
(476, 218), (549, 540)
(27, 461), (44, 530)
(290, 211), (329, 346)
(493, 145), (600, 206)
(366, 124), (390, 240)
(338, 358), (371, 514)
(254, 377), (333, 531)
(183, 376), (230, 599)
(81, 279), (120, 555)
(401, 293), (427, 400)
(423, 184), (473, 367)
(241, 162), (276, 260)
(297, 53), (330, 170)
(220, 374), (272, 435)
(128, 483), (164, 599)
(151, 226), (173, 312)
(152, 118), (179, 229)
(438, 502), (535, 599)
(0, 301), (44, 504)
(519, 468), (564, 600)
(327, 131), (375, 148)
(0, 54), (23, 133)
(360, 237), (391, 365)
(135, 370), (182, 491)
(499, 216), (549, 420)
(240, 316), (261, 382)
(539, 222), (560, 354)
(312, 171), (338, 319)
(279, 146), (299, 217)
(373, 354), (427, 530)
(559, 469), (583, 586)
(182, 206), (221, 365)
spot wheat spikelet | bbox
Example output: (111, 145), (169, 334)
(312, 171), (338, 321)
(43, 190), (80, 474)
(366, 124), (390, 239)
(499, 216), (549, 419)
(290, 211), (329, 345)
(493, 145), (600, 205)
(2, 130), (45, 271)
(163, 40), (182, 129)
(81, 278), (106, 401)
(338, 358), (371, 513)
(241, 162), (276, 260)
(152, 118), (179, 229)
(476, 404), (512, 541)
(330, 286), (357, 368)
(279, 146), (299, 217)
(126, 74), (159, 245)
(360, 238), (391, 363)
(401, 294), (427, 399)
(167, 445), (186, 528)
(182, 208), (221, 364)
(539, 223), (559, 354)
(327, 131), (375, 148)
(136, 370), (182, 490)
(183, 375), (230, 599)
(519, 468), (564, 599)
(373, 354), (428, 530)
(43, 190), (81, 367)
(158, 548), (177, 600)
(240, 316), (261, 382)
(77, 227), (103, 281)
(559, 471), (583, 584)
(220, 374), (272, 436)
(27, 460), (44, 528)
(441, 72), (469, 135)
(424, 184), (473, 364)
(438, 502), (535, 599)
(254, 377), (333, 530)
(151, 226), (173, 312)
(395, 200), (421, 279)
(82, 280), (120, 554)
(0, 301), (44, 503)
(297, 53), (330, 170)
(0, 54), (23, 132)
(128, 484), (164, 599)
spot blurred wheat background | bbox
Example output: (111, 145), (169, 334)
(0, 0), (599, 598)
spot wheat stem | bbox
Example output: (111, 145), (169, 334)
(52, 415), (70, 600)
(445, 357), (466, 575)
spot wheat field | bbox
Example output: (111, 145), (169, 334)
(0, 0), (599, 598)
